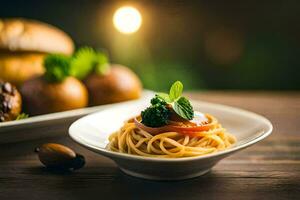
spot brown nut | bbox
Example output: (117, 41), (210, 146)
(35, 143), (85, 170)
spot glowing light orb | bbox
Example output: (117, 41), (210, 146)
(113, 6), (142, 34)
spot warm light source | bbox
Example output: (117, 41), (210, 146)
(113, 6), (142, 34)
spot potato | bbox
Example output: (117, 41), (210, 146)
(21, 77), (88, 115)
(84, 65), (142, 105)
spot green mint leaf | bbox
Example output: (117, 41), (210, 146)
(169, 81), (183, 101)
(157, 92), (172, 103)
(173, 97), (194, 120)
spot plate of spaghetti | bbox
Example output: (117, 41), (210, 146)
(69, 81), (273, 180)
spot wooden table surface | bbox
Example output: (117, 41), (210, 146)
(1, 91), (299, 200)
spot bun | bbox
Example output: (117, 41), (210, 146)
(0, 18), (75, 85)
(0, 53), (44, 85)
(0, 18), (74, 54)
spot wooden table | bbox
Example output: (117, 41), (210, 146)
(1, 92), (299, 200)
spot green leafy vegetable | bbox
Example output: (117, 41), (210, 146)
(141, 81), (194, 127)
(157, 93), (171, 103)
(44, 54), (71, 82)
(94, 52), (109, 75)
(169, 81), (183, 101)
(70, 47), (109, 79)
(69, 47), (97, 79)
(151, 95), (167, 105)
(42, 47), (110, 82)
(16, 113), (29, 120)
(156, 81), (194, 120)
(173, 97), (194, 120)
(141, 96), (170, 127)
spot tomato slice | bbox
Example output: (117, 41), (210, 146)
(134, 118), (212, 136)
(166, 124), (211, 132)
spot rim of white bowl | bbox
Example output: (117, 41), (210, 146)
(69, 100), (273, 162)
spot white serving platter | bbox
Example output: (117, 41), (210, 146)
(0, 90), (154, 143)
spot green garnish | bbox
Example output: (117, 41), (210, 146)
(70, 47), (109, 79)
(16, 113), (29, 120)
(173, 97), (194, 120)
(94, 52), (109, 75)
(69, 47), (97, 79)
(44, 54), (71, 82)
(158, 81), (194, 120)
(141, 96), (170, 127)
(169, 81), (183, 101)
(150, 95), (167, 105)
(141, 81), (194, 127)
(43, 47), (109, 82)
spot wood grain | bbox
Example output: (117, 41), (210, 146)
(0, 91), (299, 200)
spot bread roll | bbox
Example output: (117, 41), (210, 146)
(0, 18), (74, 86)
(0, 18), (74, 54)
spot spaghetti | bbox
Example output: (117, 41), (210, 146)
(107, 114), (236, 158)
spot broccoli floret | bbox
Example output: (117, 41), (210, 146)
(141, 103), (170, 127)
(150, 95), (167, 106)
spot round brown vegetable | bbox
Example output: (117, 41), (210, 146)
(0, 81), (22, 122)
(35, 143), (85, 170)
(84, 65), (142, 105)
(21, 77), (88, 115)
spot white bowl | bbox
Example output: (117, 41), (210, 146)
(69, 100), (273, 180)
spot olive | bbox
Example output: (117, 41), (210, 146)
(35, 143), (85, 171)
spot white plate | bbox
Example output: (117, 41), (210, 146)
(69, 99), (273, 180)
(0, 90), (154, 143)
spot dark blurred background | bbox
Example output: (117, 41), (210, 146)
(1, 0), (300, 91)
